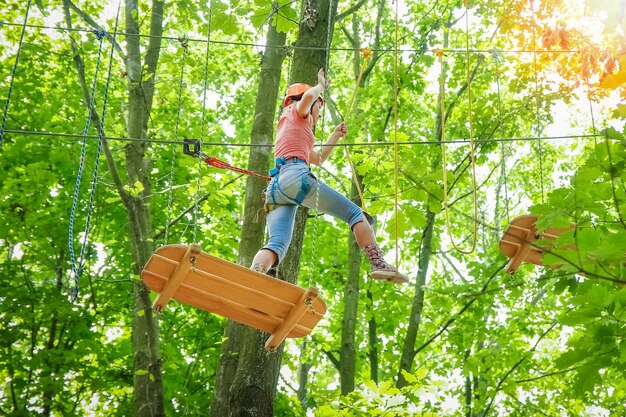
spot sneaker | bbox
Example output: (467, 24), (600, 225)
(364, 244), (410, 284)
(251, 263), (269, 274)
(371, 262), (410, 284)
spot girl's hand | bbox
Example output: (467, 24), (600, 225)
(334, 121), (347, 138)
(318, 68), (331, 89)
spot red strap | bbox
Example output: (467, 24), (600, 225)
(204, 157), (271, 181)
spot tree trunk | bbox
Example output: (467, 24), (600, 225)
(367, 288), (379, 383)
(125, 1), (165, 415)
(396, 24), (450, 389)
(62, 0), (165, 414)
(210, 21), (287, 417)
(218, 2), (338, 415)
(396, 210), (435, 388)
(340, 181), (361, 395)
(297, 340), (312, 410)
(291, 0), (337, 81)
(337, 0), (385, 393)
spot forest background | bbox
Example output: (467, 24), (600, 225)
(1, 0), (626, 416)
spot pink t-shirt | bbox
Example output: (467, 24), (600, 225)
(274, 105), (315, 164)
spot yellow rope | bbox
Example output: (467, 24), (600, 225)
(343, 48), (371, 211)
(393, 0), (400, 268)
(441, 1), (478, 255)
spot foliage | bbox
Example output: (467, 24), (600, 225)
(1, 0), (625, 415)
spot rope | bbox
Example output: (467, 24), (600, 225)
(2, 128), (608, 147)
(530, 0), (545, 203)
(342, 48), (371, 213)
(68, 28), (106, 299)
(164, 37), (188, 245)
(309, 0), (334, 287)
(440, 2), (478, 255)
(393, 0), (400, 269)
(68, 8), (119, 300)
(195, 1), (213, 243)
(203, 156), (271, 181)
(0, 0), (32, 149)
(586, 82), (598, 145)
(0, 21), (591, 55)
(493, 49), (510, 220)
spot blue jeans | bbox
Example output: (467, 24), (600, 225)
(263, 161), (365, 263)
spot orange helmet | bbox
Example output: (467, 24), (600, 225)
(283, 83), (324, 107)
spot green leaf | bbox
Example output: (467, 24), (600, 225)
(610, 286), (626, 308)
(573, 366), (601, 394)
(560, 306), (601, 325)
(274, 4), (298, 33)
(603, 126), (625, 141)
(555, 348), (589, 369)
(400, 369), (418, 384)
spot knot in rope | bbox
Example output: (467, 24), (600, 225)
(490, 48), (503, 63)
(93, 27), (106, 40)
(283, 44), (294, 57)
(359, 47), (372, 61)
(178, 34), (190, 50)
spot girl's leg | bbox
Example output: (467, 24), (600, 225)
(302, 180), (409, 283)
(352, 219), (376, 249)
(251, 204), (298, 274)
(251, 249), (277, 274)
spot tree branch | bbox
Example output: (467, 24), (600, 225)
(66, 0), (126, 61)
(279, 372), (299, 394)
(63, 0), (131, 204)
(360, 0), (386, 83)
(514, 365), (581, 384)
(483, 321), (560, 416)
(409, 262), (507, 362)
(603, 135), (626, 229)
(152, 175), (243, 241)
(439, 251), (468, 282)
(336, 0), (368, 22)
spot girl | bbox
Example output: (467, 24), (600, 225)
(251, 68), (408, 284)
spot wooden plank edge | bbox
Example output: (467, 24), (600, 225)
(142, 271), (318, 337)
(151, 244), (201, 312)
(265, 288), (319, 351)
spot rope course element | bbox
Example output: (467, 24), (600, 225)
(531, 0), (546, 204)
(0, 20), (592, 55)
(342, 48), (371, 213)
(194, 1), (213, 243)
(440, 2), (479, 255)
(393, 0), (400, 270)
(0, 0), (32, 149)
(309, 0), (336, 288)
(493, 49), (510, 221)
(183, 139), (271, 181)
(164, 36), (189, 245)
(68, 14), (119, 300)
(2, 128), (610, 147)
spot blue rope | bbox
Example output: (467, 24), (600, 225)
(0, 0), (32, 149)
(68, 22), (115, 301)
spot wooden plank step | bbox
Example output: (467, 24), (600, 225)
(141, 245), (327, 348)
